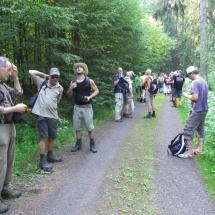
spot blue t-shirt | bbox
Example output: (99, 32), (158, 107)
(191, 77), (208, 112)
(113, 75), (123, 93)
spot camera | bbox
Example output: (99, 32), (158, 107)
(81, 96), (88, 102)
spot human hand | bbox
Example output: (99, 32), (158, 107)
(11, 64), (18, 78)
(15, 103), (27, 113)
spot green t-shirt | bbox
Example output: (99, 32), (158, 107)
(134, 76), (142, 87)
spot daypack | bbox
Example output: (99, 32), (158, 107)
(29, 79), (48, 109)
(168, 133), (187, 156)
(147, 77), (158, 94)
(120, 77), (129, 95)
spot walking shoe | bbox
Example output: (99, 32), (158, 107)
(151, 114), (156, 118)
(71, 142), (82, 152)
(39, 159), (53, 172)
(178, 152), (194, 159)
(124, 113), (133, 118)
(1, 189), (21, 199)
(90, 142), (97, 153)
(47, 153), (62, 162)
(115, 118), (123, 122)
(144, 113), (152, 118)
(0, 203), (8, 213)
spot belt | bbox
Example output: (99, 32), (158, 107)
(75, 104), (92, 108)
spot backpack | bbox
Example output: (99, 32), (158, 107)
(147, 77), (158, 94)
(168, 133), (187, 156)
(120, 77), (129, 95)
(29, 79), (48, 109)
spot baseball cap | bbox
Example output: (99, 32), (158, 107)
(49, 67), (60, 76)
(186, 66), (197, 75)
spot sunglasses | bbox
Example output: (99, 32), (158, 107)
(51, 76), (60, 79)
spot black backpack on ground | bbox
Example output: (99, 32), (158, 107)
(168, 133), (187, 156)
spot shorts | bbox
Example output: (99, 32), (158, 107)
(183, 110), (208, 140)
(145, 90), (154, 104)
(172, 88), (182, 98)
(124, 93), (132, 104)
(37, 116), (58, 139)
(73, 104), (94, 132)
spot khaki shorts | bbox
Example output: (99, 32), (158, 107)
(73, 104), (94, 132)
(183, 110), (208, 140)
(145, 90), (154, 104)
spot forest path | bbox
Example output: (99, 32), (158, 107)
(5, 96), (215, 215)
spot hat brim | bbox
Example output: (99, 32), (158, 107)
(73, 63), (88, 76)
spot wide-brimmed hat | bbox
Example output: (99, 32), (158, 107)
(49, 67), (60, 76)
(73, 63), (88, 75)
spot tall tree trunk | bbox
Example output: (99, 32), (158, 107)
(200, 0), (207, 78)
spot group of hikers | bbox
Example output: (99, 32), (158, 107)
(0, 57), (209, 213)
(0, 57), (99, 213)
(113, 65), (209, 161)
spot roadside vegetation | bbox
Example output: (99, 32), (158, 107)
(178, 84), (215, 200)
(96, 94), (166, 215)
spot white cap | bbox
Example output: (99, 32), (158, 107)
(186, 66), (197, 74)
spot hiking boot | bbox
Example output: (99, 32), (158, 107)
(144, 113), (152, 118)
(71, 142), (82, 152)
(1, 189), (21, 199)
(151, 113), (156, 118)
(39, 159), (53, 172)
(47, 153), (62, 163)
(90, 142), (97, 153)
(0, 203), (8, 213)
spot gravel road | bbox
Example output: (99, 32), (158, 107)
(5, 96), (215, 215)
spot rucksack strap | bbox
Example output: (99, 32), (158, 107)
(170, 133), (183, 145)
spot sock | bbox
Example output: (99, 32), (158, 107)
(40, 154), (45, 160)
(90, 138), (95, 145)
(77, 139), (82, 144)
(153, 111), (155, 115)
(47, 151), (53, 155)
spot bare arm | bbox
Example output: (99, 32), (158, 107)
(11, 64), (22, 92)
(29, 70), (49, 79)
(183, 92), (198, 101)
(2, 103), (27, 115)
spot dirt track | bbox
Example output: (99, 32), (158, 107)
(5, 96), (215, 215)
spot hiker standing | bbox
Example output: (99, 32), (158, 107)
(68, 63), (99, 153)
(113, 67), (124, 122)
(123, 71), (134, 118)
(29, 68), (63, 172)
(178, 66), (208, 158)
(134, 72), (142, 102)
(141, 69), (156, 118)
(171, 70), (185, 107)
(0, 57), (27, 213)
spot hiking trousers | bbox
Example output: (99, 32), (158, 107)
(115, 93), (124, 120)
(0, 123), (16, 194)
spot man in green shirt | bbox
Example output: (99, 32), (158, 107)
(134, 72), (142, 102)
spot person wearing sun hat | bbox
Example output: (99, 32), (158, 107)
(178, 66), (209, 159)
(29, 67), (63, 172)
(68, 62), (99, 153)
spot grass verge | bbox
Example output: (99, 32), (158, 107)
(96, 94), (166, 215)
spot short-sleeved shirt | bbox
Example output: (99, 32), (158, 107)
(0, 82), (23, 123)
(32, 76), (63, 119)
(173, 75), (185, 90)
(191, 77), (208, 112)
(134, 76), (141, 87)
(113, 75), (123, 93)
